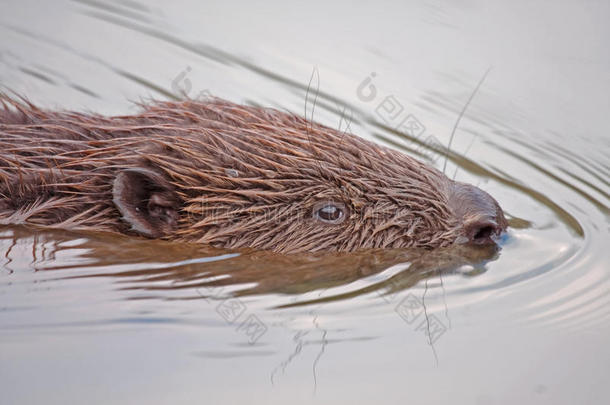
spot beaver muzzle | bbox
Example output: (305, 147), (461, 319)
(449, 181), (508, 246)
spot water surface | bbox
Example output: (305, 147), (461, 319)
(0, 1), (608, 404)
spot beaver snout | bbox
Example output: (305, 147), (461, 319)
(449, 182), (508, 246)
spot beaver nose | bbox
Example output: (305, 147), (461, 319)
(449, 182), (507, 245)
(463, 216), (503, 245)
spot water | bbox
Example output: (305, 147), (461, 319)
(0, 0), (608, 404)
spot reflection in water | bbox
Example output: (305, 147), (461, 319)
(1, 225), (501, 304)
(0, 224), (504, 395)
(270, 308), (333, 395)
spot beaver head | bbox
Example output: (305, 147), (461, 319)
(0, 97), (507, 253)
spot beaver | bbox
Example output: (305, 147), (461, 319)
(0, 95), (507, 253)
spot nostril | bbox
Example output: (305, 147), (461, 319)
(463, 219), (499, 245)
(473, 225), (494, 241)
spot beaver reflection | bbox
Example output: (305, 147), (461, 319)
(1, 226), (500, 303)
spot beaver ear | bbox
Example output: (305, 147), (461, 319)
(112, 168), (180, 238)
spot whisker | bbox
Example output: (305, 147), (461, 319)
(452, 132), (479, 180)
(303, 67), (326, 179)
(442, 66), (492, 174)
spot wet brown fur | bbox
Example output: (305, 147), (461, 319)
(0, 96), (504, 253)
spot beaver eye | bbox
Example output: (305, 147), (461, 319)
(314, 203), (345, 224)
